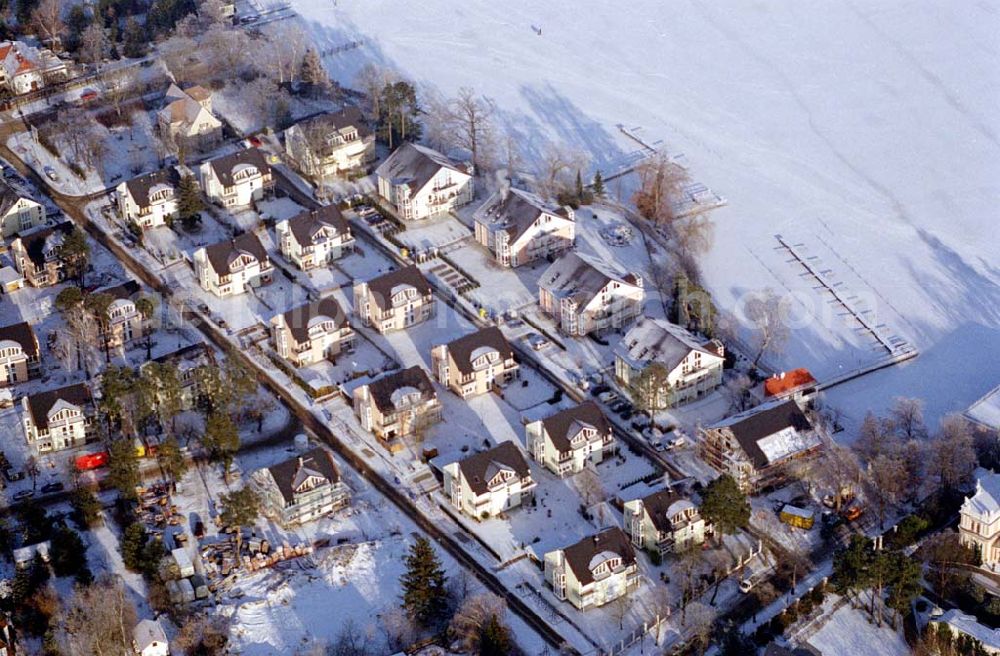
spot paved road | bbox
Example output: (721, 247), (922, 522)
(0, 131), (573, 653)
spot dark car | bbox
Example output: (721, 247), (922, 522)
(41, 482), (65, 494)
(194, 520), (205, 539)
(590, 384), (610, 398)
(12, 489), (34, 501)
(610, 400), (628, 413)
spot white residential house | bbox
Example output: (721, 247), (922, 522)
(0, 180), (45, 238)
(193, 232), (273, 297)
(199, 148), (272, 208)
(115, 168), (181, 230)
(0, 41), (67, 95)
(623, 489), (708, 555)
(443, 441), (535, 519)
(431, 326), (519, 399)
(544, 528), (641, 610)
(22, 383), (94, 453)
(157, 84), (222, 149)
(960, 471), (1000, 568)
(700, 399), (823, 493)
(353, 265), (436, 333)
(132, 619), (169, 656)
(276, 205), (354, 270)
(96, 280), (145, 347)
(473, 186), (575, 267)
(375, 142), (473, 220)
(352, 366), (442, 446)
(271, 297), (354, 368)
(525, 401), (615, 477)
(0, 321), (40, 386)
(251, 447), (350, 526)
(9, 221), (74, 287)
(284, 107), (375, 180)
(614, 317), (725, 408)
(538, 251), (644, 337)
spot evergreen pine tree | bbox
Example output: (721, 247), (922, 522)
(177, 174), (204, 230)
(300, 48), (328, 97)
(592, 170), (604, 196)
(400, 536), (448, 627)
(700, 474), (750, 541)
(478, 614), (513, 656)
(122, 17), (147, 59)
(574, 169), (584, 201)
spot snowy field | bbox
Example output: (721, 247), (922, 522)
(803, 597), (910, 656)
(290, 0), (1000, 431)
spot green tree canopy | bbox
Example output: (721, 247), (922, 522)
(700, 474), (750, 538)
(400, 535), (448, 627)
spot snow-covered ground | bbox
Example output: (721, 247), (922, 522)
(290, 0), (1000, 433)
(802, 596), (910, 656)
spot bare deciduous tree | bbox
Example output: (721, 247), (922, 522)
(104, 67), (139, 118)
(929, 415), (977, 493)
(30, 0), (64, 51)
(632, 151), (688, 225)
(378, 606), (416, 653)
(79, 23), (111, 65)
(427, 87), (496, 174)
(575, 466), (606, 507)
(683, 601), (716, 655)
(537, 144), (587, 200)
(58, 575), (138, 655)
(355, 63), (396, 123)
(742, 288), (790, 369)
(723, 373), (754, 412)
(890, 397), (928, 441)
(330, 618), (376, 656)
(448, 592), (508, 652)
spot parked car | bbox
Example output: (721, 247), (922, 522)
(44, 166), (59, 182)
(619, 407), (634, 420)
(739, 578), (755, 593)
(526, 333), (551, 351)
(598, 391), (620, 404)
(841, 505), (864, 522)
(610, 400), (628, 413)
(194, 520), (205, 539)
(664, 433), (687, 450)
(590, 384), (610, 398)
(4, 468), (24, 482)
(13, 489), (34, 501)
(41, 481), (64, 494)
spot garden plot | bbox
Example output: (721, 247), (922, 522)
(295, 338), (397, 391)
(257, 197), (307, 222)
(9, 110), (163, 197)
(445, 242), (544, 316)
(362, 300), (476, 370)
(394, 214), (471, 253)
(331, 244), (396, 284)
(804, 597), (910, 656)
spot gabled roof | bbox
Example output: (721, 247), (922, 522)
(265, 447), (340, 505)
(26, 383), (91, 430)
(456, 441), (530, 496)
(361, 265), (432, 312)
(638, 488), (697, 533)
(286, 205), (350, 249)
(559, 527), (635, 586)
(96, 279), (141, 302)
(475, 186), (573, 243)
(375, 142), (469, 199)
(614, 317), (721, 373)
(964, 471), (1000, 519)
(280, 297), (348, 344)
(539, 251), (642, 307)
(133, 619), (167, 653)
(443, 326), (514, 376)
(0, 178), (34, 216)
(17, 221), (73, 268)
(541, 401), (610, 453)
(207, 148), (270, 188)
(708, 400), (817, 468)
(291, 107), (372, 154)
(365, 366), (435, 415)
(0, 321), (38, 357)
(202, 232), (269, 277)
(124, 168), (180, 209)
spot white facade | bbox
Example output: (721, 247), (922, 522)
(0, 41), (45, 95)
(442, 442), (535, 519)
(158, 84), (222, 148)
(614, 318), (725, 408)
(193, 234), (273, 298)
(525, 402), (615, 477)
(22, 385), (93, 453)
(0, 186), (45, 238)
(115, 171), (179, 230)
(199, 149), (272, 209)
(538, 252), (644, 337)
(133, 619), (169, 656)
(960, 471), (1000, 567)
(473, 187), (576, 268)
(275, 207), (354, 271)
(623, 491), (707, 555)
(271, 299), (354, 368)
(544, 528), (640, 610)
(284, 108), (375, 179)
(375, 142), (473, 221)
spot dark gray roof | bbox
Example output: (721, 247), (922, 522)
(365, 366), (435, 414)
(375, 142), (468, 199)
(26, 383), (91, 430)
(561, 527), (635, 586)
(208, 148), (271, 187)
(539, 251), (642, 307)
(476, 187), (571, 243)
(97, 279), (141, 301)
(710, 400), (815, 469)
(444, 326), (514, 376)
(293, 107), (372, 153)
(457, 441), (530, 496)
(614, 317), (720, 372)
(287, 205), (350, 249)
(152, 342), (211, 366)
(266, 447), (340, 505)
(19, 221), (73, 268)
(541, 401), (611, 453)
(0, 179), (29, 216)
(638, 488), (696, 534)
(363, 265), (432, 312)
(0, 321), (38, 357)
(282, 297), (348, 344)
(124, 168), (179, 209)
(203, 232), (269, 277)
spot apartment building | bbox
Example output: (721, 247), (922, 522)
(115, 168), (180, 230)
(284, 107), (375, 179)
(193, 233), (273, 297)
(0, 180), (45, 238)
(443, 441), (535, 519)
(22, 383), (95, 453)
(525, 401), (615, 477)
(538, 251), (644, 337)
(199, 148), (272, 208)
(375, 142), (473, 221)
(353, 265), (435, 333)
(271, 298), (353, 368)
(544, 527), (640, 610)
(276, 205), (354, 270)
(352, 366), (442, 444)
(252, 447), (350, 526)
(473, 186), (575, 267)
(0, 321), (39, 386)
(623, 488), (707, 555)
(431, 326), (519, 399)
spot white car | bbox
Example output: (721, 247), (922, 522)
(598, 391), (620, 404)
(44, 166), (59, 182)
(739, 578), (755, 593)
(665, 434), (687, 450)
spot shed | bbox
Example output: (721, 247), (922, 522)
(133, 618), (169, 656)
(779, 504), (815, 530)
(171, 547), (195, 578)
(13, 540), (51, 568)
